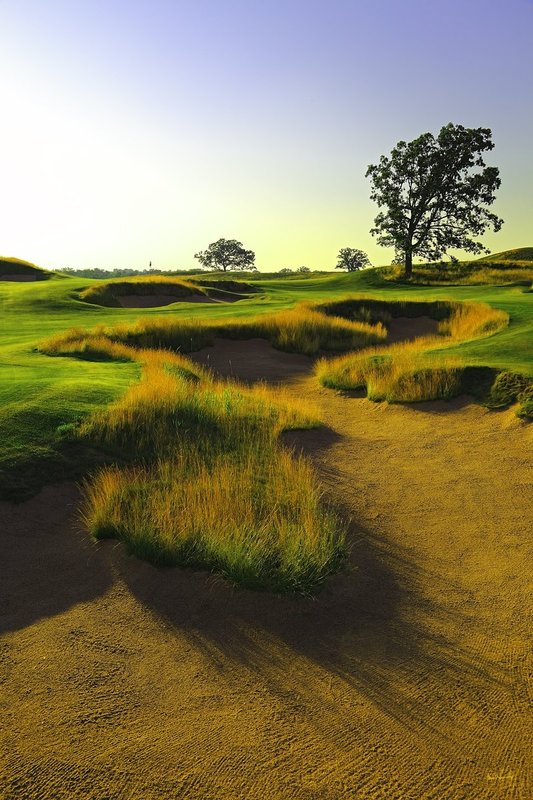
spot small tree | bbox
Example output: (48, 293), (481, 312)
(194, 238), (256, 272)
(366, 123), (503, 278)
(296, 265), (311, 273)
(335, 247), (371, 272)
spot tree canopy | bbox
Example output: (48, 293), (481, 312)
(366, 123), (503, 278)
(194, 238), (256, 272)
(335, 248), (370, 271)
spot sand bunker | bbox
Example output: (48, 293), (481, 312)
(2, 320), (530, 798)
(1, 375), (530, 798)
(0, 274), (37, 282)
(190, 337), (313, 383)
(387, 315), (440, 342)
(118, 293), (217, 308)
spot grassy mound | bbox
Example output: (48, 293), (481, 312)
(381, 259), (533, 286)
(315, 299), (523, 408)
(0, 256), (51, 281)
(78, 275), (254, 307)
(41, 301), (387, 357)
(49, 337), (345, 592)
(485, 371), (533, 417)
(476, 247), (533, 263)
(194, 278), (259, 293)
(35, 301), (387, 590)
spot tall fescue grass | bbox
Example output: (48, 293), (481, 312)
(316, 299), (509, 403)
(79, 275), (208, 306)
(83, 437), (342, 592)
(40, 324), (345, 591)
(381, 261), (533, 286)
(316, 339), (463, 402)
(41, 301), (386, 357)
(80, 343), (318, 456)
(438, 301), (509, 340)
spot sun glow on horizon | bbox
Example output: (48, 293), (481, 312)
(1, 0), (531, 272)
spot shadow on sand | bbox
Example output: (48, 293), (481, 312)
(112, 422), (507, 740)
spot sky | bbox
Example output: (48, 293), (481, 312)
(1, 0), (532, 272)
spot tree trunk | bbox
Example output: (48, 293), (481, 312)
(404, 247), (413, 279)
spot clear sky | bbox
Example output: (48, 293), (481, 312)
(1, 0), (532, 271)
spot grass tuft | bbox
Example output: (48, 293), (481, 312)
(39, 325), (344, 592)
(82, 439), (344, 592)
(316, 299), (510, 404)
(40, 300), (386, 357)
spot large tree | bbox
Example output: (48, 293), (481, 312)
(335, 247), (370, 272)
(366, 123), (503, 278)
(194, 238), (256, 272)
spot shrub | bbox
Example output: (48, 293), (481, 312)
(486, 372), (533, 418)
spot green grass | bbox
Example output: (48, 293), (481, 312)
(1, 265), (531, 591)
(1, 268), (531, 500)
(476, 247), (533, 262)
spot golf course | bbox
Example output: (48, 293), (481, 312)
(1, 254), (531, 798)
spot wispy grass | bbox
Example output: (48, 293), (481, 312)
(316, 299), (510, 404)
(438, 301), (508, 340)
(80, 344), (318, 456)
(40, 325), (344, 592)
(381, 261), (533, 286)
(317, 338), (463, 402)
(41, 300), (386, 356)
(485, 371), (533, 418)
(82, 436), (343, 592)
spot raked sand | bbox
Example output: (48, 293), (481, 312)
(1, 335), (531, 799)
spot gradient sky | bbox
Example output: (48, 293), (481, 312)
(1, 0), (532, 271)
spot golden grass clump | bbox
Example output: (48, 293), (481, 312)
(79, 276), (205, 306)
(257, 304), (386, 354)
(82, 439), (344, 592)
(316, 337), (463, 402)
(40, 300), (386, 357)
(438, 302), (509, 340)
(81, 352), (318, 456)
(44, 326), (339, 591)
(316, 298), (508, 402)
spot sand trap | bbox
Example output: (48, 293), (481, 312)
(2, 313), (529, 797)
(190, 337), (313, 383)
(1, 385), (530, 798)
(387, 315), (440, 342)
(118, 293), (216, 308)
(0, 274), (37, 281)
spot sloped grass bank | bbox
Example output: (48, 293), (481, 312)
(380, 259), (533, 286)
(40, 334), (345, 593)
(0, 256), (52, 281)
(79, 275), (257, 307)
(314, 298), (533, 414)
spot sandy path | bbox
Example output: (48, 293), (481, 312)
(1, 337), (531, 799)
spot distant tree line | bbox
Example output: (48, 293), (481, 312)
(60, 267), (204, 279)
(60, 126), (503, 284)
